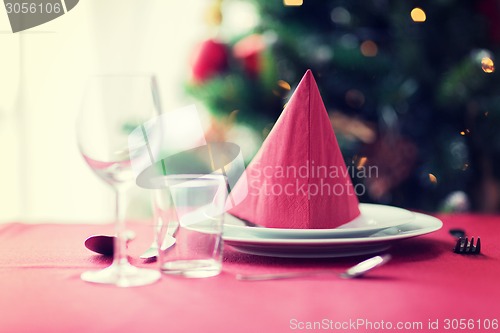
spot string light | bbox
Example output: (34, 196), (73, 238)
(481, 57), (495, 73)
(411, 8), (426, 22)
(283, 0), (303, 6)
(277, 80), (291, 91)
(356, 156), (367, 170)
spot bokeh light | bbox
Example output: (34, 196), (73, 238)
(223, 1), (260, 36)
(360, 40), (378, 57)
(481, 57), (495, 73)
(277, 80), (291, 91)
(345, 89), (366, 109)
(356, 156), (367, 170)
(411, 8), (426, 22)
(283, 0), (303, 6)
(330, 7), (351, 25)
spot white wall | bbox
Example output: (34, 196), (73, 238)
(0, 0), (207, 223)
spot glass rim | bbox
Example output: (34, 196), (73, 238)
(153, 174), (228, 188)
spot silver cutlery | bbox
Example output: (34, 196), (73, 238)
(449, 228), (481, 255)
(235, 254), (391, 281)
(453, 237), (481, 255)
(84, 230), (136, 256)
(140, 220), (179, 259)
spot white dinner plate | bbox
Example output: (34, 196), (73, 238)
(223, 212), (442, 258)
(224, 204), (415, 239)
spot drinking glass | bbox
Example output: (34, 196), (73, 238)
(77, 75), (161, 286)
(155, 174), (227, 278)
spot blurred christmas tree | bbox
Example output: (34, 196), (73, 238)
(186, 0), (500, 212)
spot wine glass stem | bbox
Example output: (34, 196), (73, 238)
(114, 187), (129, 267)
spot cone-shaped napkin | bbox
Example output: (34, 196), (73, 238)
(228, 70), (360, 229)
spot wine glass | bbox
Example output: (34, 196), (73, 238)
(77, 75), (161, 287)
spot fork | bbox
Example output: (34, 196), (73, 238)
(139, 220), (179, 259)
(453, 237), (481, 255)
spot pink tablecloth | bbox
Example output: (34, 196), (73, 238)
(0, 214), (499, 333)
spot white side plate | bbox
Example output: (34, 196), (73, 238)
(223, 212), (442, 258)
(224, 204), (415, 239)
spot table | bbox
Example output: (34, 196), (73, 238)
(0, 214), (499, 333)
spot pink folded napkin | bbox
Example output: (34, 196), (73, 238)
(228, 70), (360, 229)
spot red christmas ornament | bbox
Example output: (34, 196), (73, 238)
(191, 39), (229, 83)
(233, 34), (266, 77)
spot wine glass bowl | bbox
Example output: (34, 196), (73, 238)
(77, 75), (161, 287)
